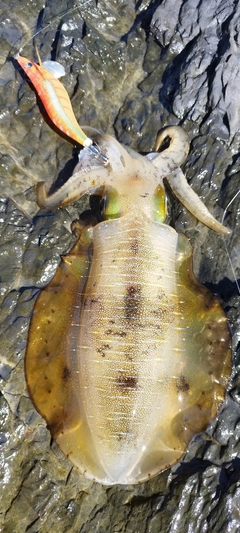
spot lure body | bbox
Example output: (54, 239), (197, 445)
(15, 54), (94, 150)
(25, 127), (231, 485)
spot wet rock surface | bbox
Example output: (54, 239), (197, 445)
(0, 0), (239, 532)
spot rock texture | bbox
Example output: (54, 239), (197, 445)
(0, 0), (239, 532)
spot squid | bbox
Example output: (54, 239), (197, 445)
(16, 54), (231, 485)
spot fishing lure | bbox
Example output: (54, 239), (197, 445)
(14, 50), (107, 163)
(24, 118), (232, 485)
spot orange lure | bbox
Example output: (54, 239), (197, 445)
(15, 50), (107, 161)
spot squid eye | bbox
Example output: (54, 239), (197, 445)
(25, 61), (33, 68)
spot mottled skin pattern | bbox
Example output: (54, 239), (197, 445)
(25, 127), (231, 485)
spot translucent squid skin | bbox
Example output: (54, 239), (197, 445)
(25, 127), (231, 485)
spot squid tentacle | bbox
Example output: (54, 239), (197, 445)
(150, 126), (189, 170)
(166, 168), (231, 235)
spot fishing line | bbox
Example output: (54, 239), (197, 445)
(11, 0), (94, 55)
(220, 190), (240, 295)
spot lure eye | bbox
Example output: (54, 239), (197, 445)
(25, 61), (33, 68)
